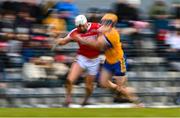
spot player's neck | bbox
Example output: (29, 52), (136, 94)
(106, 28), (113, 33)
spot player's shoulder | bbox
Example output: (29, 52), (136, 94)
(67, 28), (78, 38)
(112, 27), (119, 32)
(111, 28), (119, 35)
(70, 28), (78, 33)
(68, 28), (78, 35)
(105, 28), (119, 41)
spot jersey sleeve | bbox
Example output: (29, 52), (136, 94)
(67, 28), (77, 39)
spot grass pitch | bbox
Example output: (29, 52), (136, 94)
(0, 108), (180, 117)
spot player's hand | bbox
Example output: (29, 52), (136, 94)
(51, 38), (60, 51)
(98, 25), (111, 33)
(53, 38), (60, 45)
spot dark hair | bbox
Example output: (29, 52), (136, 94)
(177, 28), (180, 32)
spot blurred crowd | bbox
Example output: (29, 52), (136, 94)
(0, 0), (179, 83)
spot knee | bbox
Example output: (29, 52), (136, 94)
(86, 83), (93, 90)
(66, 77), (74, 85)
(86, 86), (93, 92)
(116, 86), (126, 93)
(100, 82), (109, 88)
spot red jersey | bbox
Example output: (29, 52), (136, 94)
(68, 23), (101, 58)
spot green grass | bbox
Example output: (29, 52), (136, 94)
(0, 108), (180, 117)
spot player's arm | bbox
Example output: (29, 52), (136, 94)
(76, 34), (107, 50)
(56, 35), (72, 45)
(51, 35), (72, 51)
(56, 30), (81, 45)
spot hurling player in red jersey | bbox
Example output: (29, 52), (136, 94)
(55, 15), (101, 106)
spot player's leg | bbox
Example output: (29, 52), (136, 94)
(82, 74), (95, 105)
(99, 64), (142, 105)
(82, 57), (100, 105)
(99, 61), (118, 89)
(65, 62), (84, 106)
(99, 67), (138, 102)
(112, 59), (140, 104)
(99, 68), (115, 88)
(114, 76), (135, 100)
(114, 76), (142, 106)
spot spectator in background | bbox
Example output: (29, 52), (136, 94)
(43, 10), (67, 37)
(42, 0), (56, 16)
(0, 10), (23, 68)
(86, 8), (101, 23)
(171, 15), (180, 30)
(113, 0), (129, 23)
(53, 0), (79, 31)
(22, 24), (51, 63)
(0, 43), (9, 79)
(171, 1), (180, 19)
(15, 10), (35, 29)
(1, 0), (44, 23)
(113, 0), (142, 57)
(22, 40), (42, 63)
(165, 27), (180, 62)
(1, 0), (17, 12)
(0, 11), (16, 32)
(149, 0), (168, 19)
(22, 0), (44, 23)
(113, 0), (139, 24)
(13, 10), (32, 62)
(0, 11), (16, 53)
(149, 0), (170, 57)
(54, 0), (79, 19)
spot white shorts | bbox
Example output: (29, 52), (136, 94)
(76, 55), (101, 76)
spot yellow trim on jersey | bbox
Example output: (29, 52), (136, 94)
(120, 58), (126, 73)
